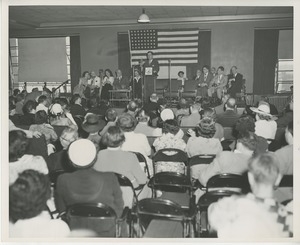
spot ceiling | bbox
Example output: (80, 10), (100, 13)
(9, 6), (293, 30)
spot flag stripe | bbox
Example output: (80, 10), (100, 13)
(129, 28), (199, 67)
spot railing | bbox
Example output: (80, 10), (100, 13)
(13, 81), (71, 93)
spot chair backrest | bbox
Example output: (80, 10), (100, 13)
(65, 203), (117, 237)
(150, 172), (192, 193)
(189, 154), (216, 167)
(115, 173), (138, 206)
(153, 148), (188, 163)
(206, 173), (245, 191)
(197, 190), (240, 210)
(131, 151), (150, 179)
(137, 198), (185, 218)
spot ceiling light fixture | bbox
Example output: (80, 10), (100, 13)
(137, 8), (150, 23)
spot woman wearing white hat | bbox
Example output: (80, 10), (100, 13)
(250, 103), (277, 141)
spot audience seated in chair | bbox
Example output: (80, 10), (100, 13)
(201, 108), (224, 141)
(134, 109), (162, 137)
(180, 103), (201, 127)
(192, 132), (268, 186)
(49, 103), (77, 128)
(9, 170), (70, 237)
(143, 93), (160, 126)
(276, 98), (293, 128)
(46, 127), (78, 173)
(216, 97), (240, 127)
(36, 95), (49, 114)
(208, 153), (293, 238)
(55, 138), (124, 236)
(99, 108), (118, 136)
(70, 94), (86, 117)
(19, 100), (36, 126)
(9, 130), (49, 185)
(186, 117), (222, 158)
(153, 120), (187, 174)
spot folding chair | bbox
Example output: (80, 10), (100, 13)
(133, 198), (196, 238)
(203, 173), (245, 193)
(152, 148), (188, 176)
(131, 151), (151, 179)
(60, 203), (129, 237)
(196, 190), (240, 237)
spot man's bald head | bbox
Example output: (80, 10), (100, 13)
(225, 97), (236, 110)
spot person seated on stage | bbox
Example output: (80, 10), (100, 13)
(177, 71), (188, 87)
(101, 69), (115, 101)
(113, 69), (129, 90)
(134, 109), (162, 137)
(208, 66), (228, 100)
(153, 119), (187, 174)
(226, 66), (244, 98)
(70, 94), (87, 118)
(216, 97), (240, 128)
(36, 95), (49, 114)
(196, 65), (214, 98)
(73, 71), (90, 99)
(194, 69), (202, 81)
(208, 152), (293, 238)
(180, 103), (201, 127)
(9, 170), (70, 238)
(250, 103), (277, 142)
(130, 69), (143, 100)
(99, 108), (118, 137)
(211, 67), (217, 77)
(186, 117), (223, 158)
(88, 71), (101, 98)
(19, 100), (37, 126)
(256, 96), (278, 116)
(276, 97), (293, 128)
(9, 130), (49, 185)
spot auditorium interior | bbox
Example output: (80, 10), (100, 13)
(5, 4), (297, 240)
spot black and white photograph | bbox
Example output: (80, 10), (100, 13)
(2, 0), (299, 242)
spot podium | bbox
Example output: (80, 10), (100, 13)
(109, 90), (132, 107)
(144, 75), (156, 101)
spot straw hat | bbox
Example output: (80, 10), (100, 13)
(49, 103), (63, 116)
(68, 139), (97, 168)
(160, 108), (175, 121)
(82, 113), (106, 133)
(250, 104), (272, 117)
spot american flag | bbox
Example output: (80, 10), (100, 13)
(129, 29), (199, 67)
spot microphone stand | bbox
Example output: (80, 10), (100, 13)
(168, 59), (171, 99)
(51, 79), (70, 96)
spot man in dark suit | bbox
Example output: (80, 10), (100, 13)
(216, 97), (240, 127)
(143, 51), (160, 101)
(196, 65), (214, 98)
(113, 69), (129, 90)
(227, 66), (244, 98)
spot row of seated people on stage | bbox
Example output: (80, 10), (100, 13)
(8, 89), (293, 238)
(73, 68), (143, 102)
(177, 65), (244, 99)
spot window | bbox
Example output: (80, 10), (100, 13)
(9, 37), (71, 93)
(275, 59), (293, 93)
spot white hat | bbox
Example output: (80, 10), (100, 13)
(68, 139), (96, 168)
(49, 103), (63, 116)
(250, 104), (271, 116)
(160, 108), (174, 121)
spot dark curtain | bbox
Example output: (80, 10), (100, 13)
(70, 36), (81, 92)
(118, 32), (131, 78)
(253, 29), (279, 94)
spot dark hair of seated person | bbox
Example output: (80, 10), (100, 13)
(9, 170), (51, 223)
(37, 95), (47, 104)
(22, 100), (37, 114)
(117, 113), (137, 132)
(101, 126), (125, 148)
(162, 119), (180, 135)
(233, 115), (255, 138)
(9, 130), (29, 162)
(35, 110), (48, 124)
